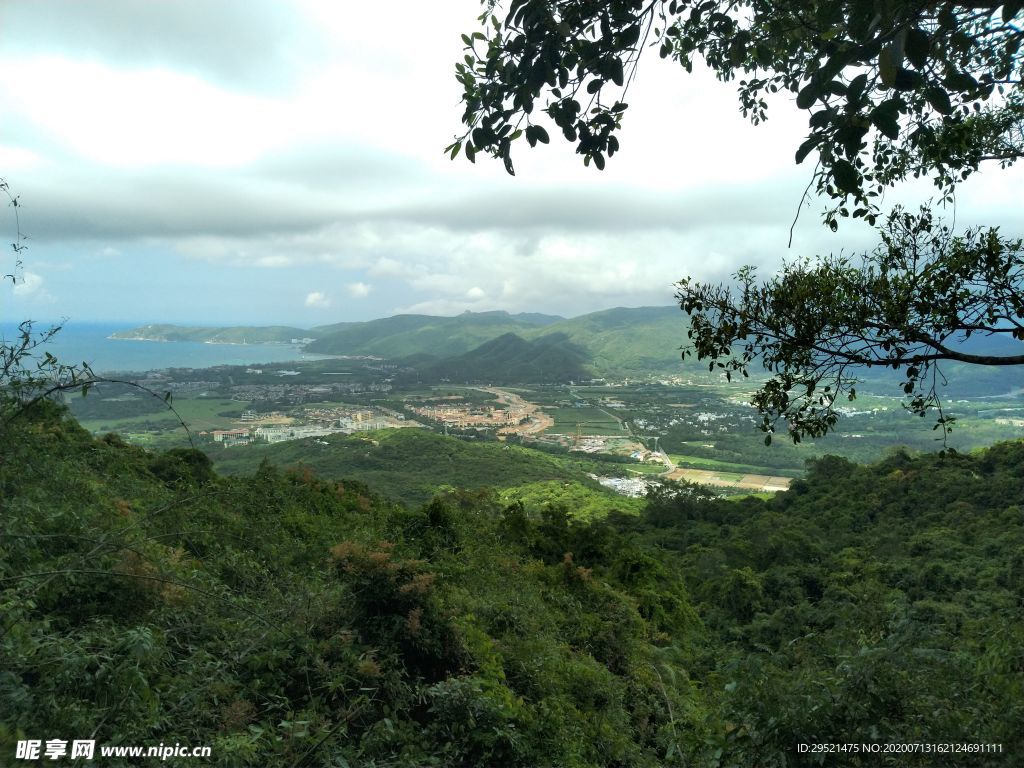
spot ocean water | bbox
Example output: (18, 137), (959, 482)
(1, 322), (329, 375)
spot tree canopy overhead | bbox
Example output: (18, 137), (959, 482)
(452, 0), (1023, 443)
(452, 0), (1022, 222)
(678, 207), (1024, 442)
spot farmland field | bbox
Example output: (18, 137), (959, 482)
(542, 406), (628, 436)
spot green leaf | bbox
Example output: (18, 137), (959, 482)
(728, 37), (746, 65)
(893, 68), (923, 92)
(945, 71), (978, 93)
(831, 159), (859, 195)
(905, 28), (930, 69)
(847, 73), (869, 103)
(611, 59), (624, 87)
(796, 81), (819, 110)
(925, 87), (953, 115)
(873, 111), (900, 140)
(525, 125), (550, 147)
(795, 135), (821, 164)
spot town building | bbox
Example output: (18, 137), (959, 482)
(212, 428), (250, 442)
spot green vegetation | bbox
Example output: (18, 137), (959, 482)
(305, 311), (561, 358)
(669, 454), (802, 477)
(545, 406), (627, 436)
(65, 371), (1024, 491)
(64, 384), (170, 422)
(110, 324), (309, 344)
(414, 332), (591, 384)
(453, 0), (1023, 441)
(73, 394), (238, 435)
(5, 402), (1022, 766)
(454, 0), (1022, 208)
(304, 306), (696, 380)
(524, 306), (689, 375)
(677, 214), (1024, 441)
(210, 428), (632, 506)
(499, 480), (645, 521)
(625, 463), (668, 475)
(632, 449), (1024, 763)
(1, 404), (697, 767)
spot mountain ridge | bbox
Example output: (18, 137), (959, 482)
(110, 306), (692, 376)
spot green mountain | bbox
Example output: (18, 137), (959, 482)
(309, 319), (358, 335)
(110, 323), (310, 344)
(6, 400), (1023, 766)
(211, 427), (624, 505)
(319, 305), (692, 380)
(415, 332), (592, 384)
(305, 311), (564, 358)
(308, 306), (688, 375)
(525, 306), (690, 374)
(3, 404), (697, 767)
(110, 307), (690, 377)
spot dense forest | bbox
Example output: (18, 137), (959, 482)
(4, 0), (1022, 763)
(2, 402), (1020, 766)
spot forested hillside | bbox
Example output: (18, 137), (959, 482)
(211, 428), (631, 507)
(3, 403), (1021, 766)
(110, 324), (310, 344)
(522, 306), (690, 374)
(410, 332), (592, 384)
(109, 306), (697, 380)
(304, 311), (563, 358)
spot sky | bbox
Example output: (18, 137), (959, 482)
(1, 1), (1021, 327)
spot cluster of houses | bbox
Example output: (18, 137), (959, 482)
(410, 403), (528, 429)
(208, 409), (396, 447)
(589, 474), (654, 498)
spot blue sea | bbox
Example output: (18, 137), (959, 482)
(1, 322), (330, 375)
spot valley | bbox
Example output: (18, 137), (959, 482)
(7, 1), (1021, 761)
(67, 332), (1024, 505)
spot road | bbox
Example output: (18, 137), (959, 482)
(474, 387), (554, 436)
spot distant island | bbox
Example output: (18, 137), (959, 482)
(109, 307), (690, 377)
(109, 323), (314, 345)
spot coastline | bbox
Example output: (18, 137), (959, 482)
(107, 335), (298, 347)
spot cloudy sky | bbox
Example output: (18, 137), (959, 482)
(2, 1), (1021, 327)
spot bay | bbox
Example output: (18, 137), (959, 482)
(1, 322), (330, 375)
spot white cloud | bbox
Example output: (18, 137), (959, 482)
(1, 0), (1016, 325)
(394, 298), (494, 316)
(10, 271), (55, 302)
(0, 144), (41, 170)
(253, 255), (294, 268)
(13, 271), (42, 295)
(0, 57), (308, 168)
(368, 257), (412, 279)
(304, 290), (331, 308)
(347, 281), (372, 298)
